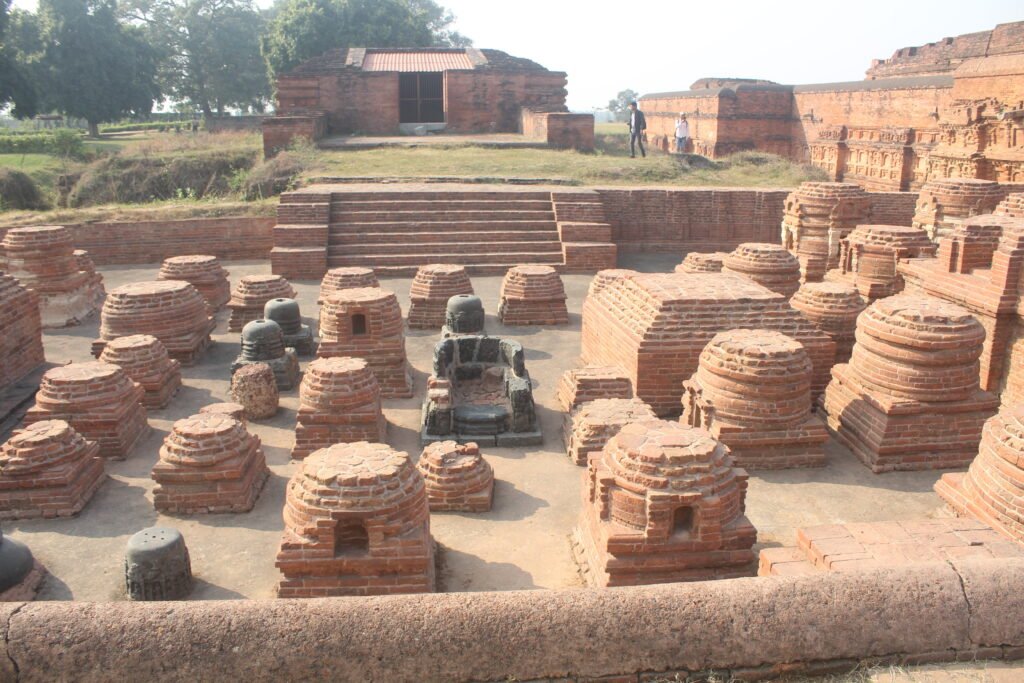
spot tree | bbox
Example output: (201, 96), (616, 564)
(261, 0), (470, 80)
(608, 89), (638, 123)
(0, 0), (38, 117)
(36, 0), (161, 136)
(120, 0), (270, 115)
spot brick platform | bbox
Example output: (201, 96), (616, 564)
(825, 224), (936, 301)
(675, 252), (726, 274)
(199, 402), (247, 424)
(158, 255), (231, 314)
(936, 405), (1024, 543)
(790, 282), (866, 364)
(317, 266), (379, 305)
(587, 268), (635, 298)
(416, 441), (494, 512)
(317, 287), (413, 398)
(913, 178), (1005, 241)
(151, 413), (269, 514)
(229, 363), (279, 421)
(25, 362), (149, 460)
(781, 182), (872, 282)
(581, 272), (835, 416)
(0, 225), (101, 328)
(572, 419), (756, 587)
(0, 420), (106, 520)
(822, 294), (1000, 472)
(0, 274), (45, 399)
(291, 357), (387, 459)
(556, 366), (633, 412)
(564, 398), (656, 466)
(227, 275), (297, 333)
(722, 242), (802, 298)
(99, 335), (181, 410)
(407, 264), (474, 329)
(995, 192), (1024, 218)
(73, 249), (106, 310)
(276, 442), (434, 597)
(92, 280), (214, 365)
(497, 265), (569, 325)
(682, 329), (827, 470)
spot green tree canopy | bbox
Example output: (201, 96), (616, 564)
(0, 0), (38, 117)
(608, 88), (639, 123)
(261, 0), (470, 80)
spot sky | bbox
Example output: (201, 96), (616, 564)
(11, 0), (1023, 111)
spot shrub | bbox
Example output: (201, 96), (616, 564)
(0, 130), (85, 157)
(237, 150), (308, 200)
(99, 121), (199, 133)
(0, 168), (49, 211)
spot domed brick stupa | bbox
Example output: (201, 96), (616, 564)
(408, 264), (474, 330)
(675, 252), (728, 274)
(99, 334), (181, 410)
(227, 274), (297, 332)
(722, 242), (802, 298)
(913, 178), (1005, 241)
(158, 255), (230, 314)
(317, 266), (379, 305)
(825, 225), (936, 301)
(789, 281), (865, 364)
(416, 441), (494, 512)
(564, 398), (657, 466)
(498, 265), (569, 326)
(781, 182), (871, 282)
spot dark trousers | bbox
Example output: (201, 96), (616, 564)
(630, 130), (646, 157)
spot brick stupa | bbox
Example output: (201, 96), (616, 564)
(416, 441), (494, 512)
(25, 361), (149, 460)
(498, 265), (569, 326)
(675, 252), (727, 274)
(0, 420), (106, 520)
(936, 405), (1024, 543)
(556, 366), (633, 412)
(318, 266), (379, 305)
(0, 225), (102, 327)
(407, 264), (474, 329)
(822, 294), (1000, 472)
(781, 182), (872, 282)
(825, 224), (936, 301)
(790, 282), (866, 364)
(0, 274), (45, 397)
(73, 249), (106, 310)
(573, 419), (757, 586)
(913, 178), (1005, 241)
(276, 442), (434, 597)
(158, 255), (231, 313)
(565, 398), (657, 466)
(151, 413), (269, 514)
(99, 335), (181, 410)
(682, 329), (828, 469)
(291, 357), (387, 459)
(227, 274), (297, 332)
(317, 287), (413, 398)
(92, 280), (214, 365)
(722, 242), (802, 298)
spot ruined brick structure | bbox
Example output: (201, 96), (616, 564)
(291, 357), (386, 459)
(227, 275), (297, 333)
(151, 413), (269, 514)
(199, 402), (247, 424)
(407, 264), (473, 330)
(824, 224), (936, 301)
(822, 294), (999, 472)
(318, 267), (379, 304)
(676, 252), (726, 274)
(781, 182), (872, 282)
(0, 274), (45, 400)
(229, 363), (279, 421)
(25, 362), (149, 460)
(158, 255), (231, 314)
(92, 281), (214, 365)
(0, 420), (106, 520)
(790, 282), (865, 364)
(0, 225), (103, 327)
(996, 192), (1024, 217)
(497, 265), (569, 325)
(556, 366), (633, 412)
(73, 249), (105, 310)
(721, 243), (801, 298)
(564, 398), (657, 466)
(416, 441), (494, 512)
(682, 330), (828, 469)
(276, 442), (434, 597)
(317, 287), (413, 398)
(912, 178), (1006, 241)
(580, 271), (835, 416)
(99, 335), (181, 410)
(573, 419), (756, 586)
(936, 405), (1024, 543)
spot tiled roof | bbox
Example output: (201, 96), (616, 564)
(362, 50), (474, 72)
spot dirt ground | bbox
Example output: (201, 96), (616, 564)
(5, 254), (964, 601)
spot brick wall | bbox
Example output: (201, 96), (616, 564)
(262, 113), (328, 158)
(868, 192), (918, 225)
(866, 21), (1024, 79)
(522, 109), (595, 151)
(204, 116), (267, 133)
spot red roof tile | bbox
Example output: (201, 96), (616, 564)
(362, 50), (474, 72)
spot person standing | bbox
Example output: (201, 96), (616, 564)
(675, 113), (690, 154)
(627, 100), (646, 158)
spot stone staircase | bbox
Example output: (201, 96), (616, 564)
(270, 185), (617, 279)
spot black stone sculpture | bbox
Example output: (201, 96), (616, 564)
(124, 526), (193, 601)
(443, 294), (485, 337)
(231, 318), (301, 390)
(264, 297), (316, 356)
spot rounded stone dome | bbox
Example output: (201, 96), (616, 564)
(264, 298), (302, 332)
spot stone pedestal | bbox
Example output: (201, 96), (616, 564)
(93, 280), (214, 365)
(790, 282), (865, 364)
(822, 294), (1000, 472)
(556, 366), (633, 412)
(292, 357), (386, 459)
(0, 420), (106, 519)
(231, 319), (301, 390)
(0, 225), (101, 327)
(25, 361), (149, 460)
(416, 441), (494, 512)
(825, 224), (936, 301)
(124, 527), (192, 601)
(0, 274), (45, 397)
(914, 178), (1005, 241)
(781, 182), (872, 282)
(228, 274), (297, 332)
(565, 398), (657, 466)
(498, 265), (568, 326)
(229, 363), (280, 421)
(408, 264), (474, 330)
(264, 298), (315, 356)
(276, 442), (434, 597)
(318, 287), (412, 398)
(675, 252), (727, 274)
(682, 329), (828, 470)
(158, 255), (230, 313)
(318, 266), (379, 305)
(722, 242), (801, 298)
(151, 413), (269, 514)
(99, 334), (181, 409)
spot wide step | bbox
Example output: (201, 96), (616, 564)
(331, 209), (555, 222)
(323, 191), (553, 202)
(329, 241), (562, 256)
(329, 220), (557, 233)
(330, 230), (559, 244)
(332, 199), (554, 212)
(328, 251), (563, 267)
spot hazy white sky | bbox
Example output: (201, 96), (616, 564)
(11, 0), (1022, 110)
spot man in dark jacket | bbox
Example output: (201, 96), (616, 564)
(627, 100), (647, 158)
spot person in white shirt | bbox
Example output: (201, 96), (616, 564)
(675, 113), (690, 154)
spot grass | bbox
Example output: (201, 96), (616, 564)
(0, 196), (276, 227)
